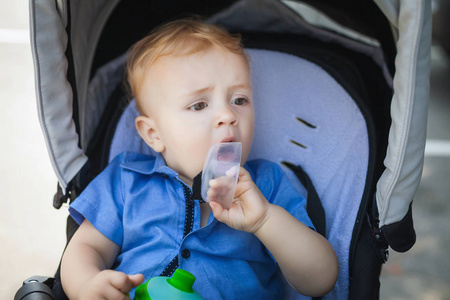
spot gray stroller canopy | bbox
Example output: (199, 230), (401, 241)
(30, 0), (430, 233)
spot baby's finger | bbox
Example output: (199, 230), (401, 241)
(207, 187), (218, 202)
(209, 178), (218, 187)
(102, 284), (131, 300)
(109, 271), (134, 294)
(225, 165), (239, 177)
(210, 186), (228, 198)
(209, 201), (228, 223)
(128, 274), (145, 288)
(237, 166), (252, 181)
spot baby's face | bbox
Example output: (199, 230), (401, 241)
(137, 48), (254, 186)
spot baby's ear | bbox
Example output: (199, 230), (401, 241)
(135, 116), (165, 152)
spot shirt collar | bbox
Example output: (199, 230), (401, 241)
(120, 153), (178, 178)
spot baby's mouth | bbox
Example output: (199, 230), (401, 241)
(220, 137), (236, 143)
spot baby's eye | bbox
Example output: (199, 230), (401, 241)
(231, 97), (247, 106)
(189, 102), (208, 111)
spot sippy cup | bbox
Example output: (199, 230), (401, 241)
(134, 269), (203, 300)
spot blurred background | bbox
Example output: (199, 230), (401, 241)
(0, 1), (69, 299)
(1, 1), (449, 299)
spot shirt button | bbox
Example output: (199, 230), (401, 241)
(181, 249), (191, 259)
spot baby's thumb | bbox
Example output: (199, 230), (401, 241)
(210, 201), (228, 224)
(128, 274), (145, 287)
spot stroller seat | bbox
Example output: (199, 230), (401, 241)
(108, 48), (370, 299)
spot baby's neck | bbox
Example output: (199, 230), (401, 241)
(178, 173), (193, 187)
(200, 203), (212, 228)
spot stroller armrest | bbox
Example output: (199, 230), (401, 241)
(15, 276), (55, 300)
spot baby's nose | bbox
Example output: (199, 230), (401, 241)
(216, 106), (238, 127)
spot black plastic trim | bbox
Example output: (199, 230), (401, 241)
(15, 277), (55, 300)
(381, 202), (416, 253)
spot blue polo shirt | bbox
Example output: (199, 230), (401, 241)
(69, 152), (314, 299)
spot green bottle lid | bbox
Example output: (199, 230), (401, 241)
(167, 269), (196, 293)
(134, 269), (203, 300)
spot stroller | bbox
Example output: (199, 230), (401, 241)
(16, 0), (431, 299)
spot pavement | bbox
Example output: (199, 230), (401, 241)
(1, 2), (449, 300)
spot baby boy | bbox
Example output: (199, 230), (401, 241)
(61, 19), (338, 299)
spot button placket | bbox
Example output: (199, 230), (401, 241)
(160, 179), (194, 276)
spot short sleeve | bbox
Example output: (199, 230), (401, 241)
(245, 160), (315, 230)
(69, 153), (127, 246)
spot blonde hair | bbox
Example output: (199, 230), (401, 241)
(126, 19), (247, 111)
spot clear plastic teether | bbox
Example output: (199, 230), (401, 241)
(201, 142), (242, 209)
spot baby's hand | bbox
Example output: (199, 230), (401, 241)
(209, 166), (270, 233)
(207, 174), (236, 209)
(79, 270), (144, 300)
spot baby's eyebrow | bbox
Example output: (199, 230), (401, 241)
(182, 86), (213, 98)
(230, 83), (252, 91)
(181, 83), (252, 98)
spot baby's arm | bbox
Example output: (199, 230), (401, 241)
(209, 167), (338, 297)
(61, 219), (144, 299)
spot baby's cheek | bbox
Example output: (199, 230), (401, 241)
(184, 155), (206, 180)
